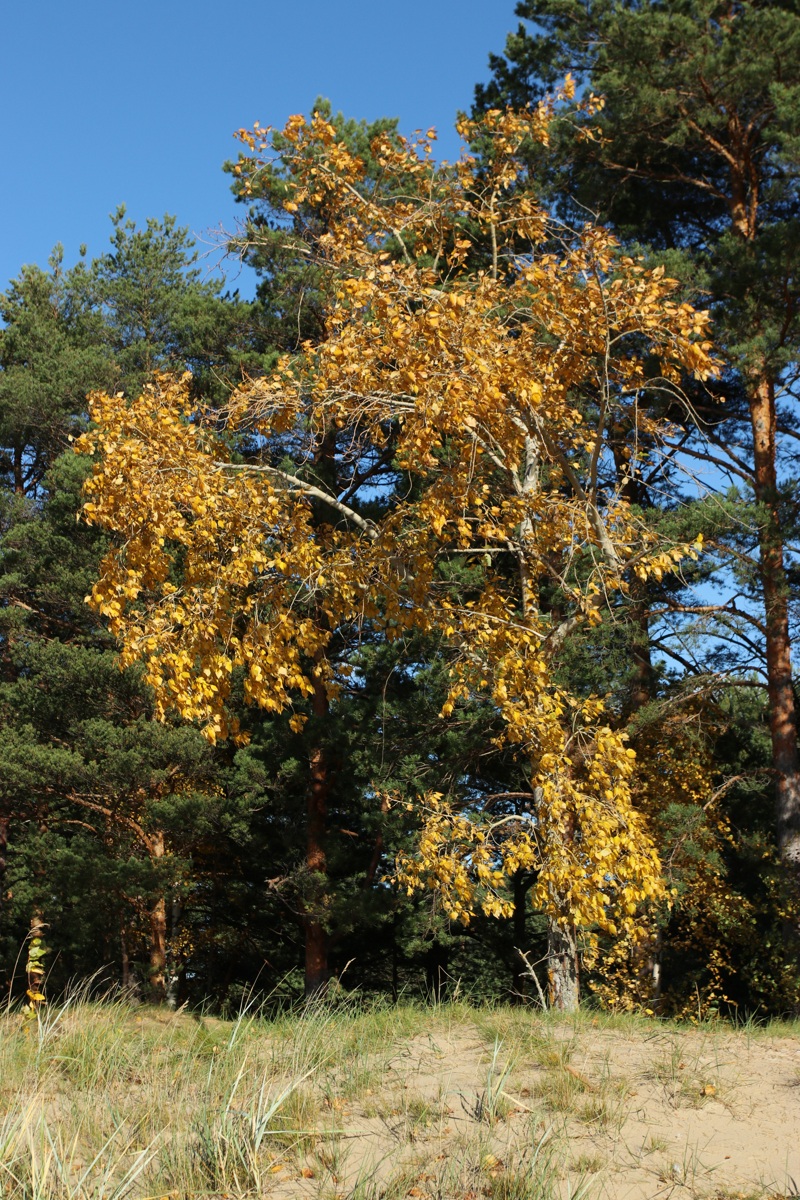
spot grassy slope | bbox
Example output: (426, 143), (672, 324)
(0, 989), (798, 1200)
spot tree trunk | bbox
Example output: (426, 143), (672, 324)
(626, 603), (656, 718)
(750, 377), (800, 886)
(649, 927), (663, 1011)
(304, 672), (330, 998)
(511, 871), (530, 1002)
(725, 145), (800, 936)
(148, 829), (167, 1004)
(610, 430), (656, 720)
(547, 917), (579, 1012)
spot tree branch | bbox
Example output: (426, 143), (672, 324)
(217, 462), (379, 540)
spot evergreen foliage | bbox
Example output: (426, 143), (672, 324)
(1, 62), (799, 1014)
(477, 0), (800, 1009)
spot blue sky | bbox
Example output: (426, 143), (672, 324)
(2, 0), (517, 298)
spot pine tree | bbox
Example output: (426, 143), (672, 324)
(79, 109), (713, 1010)
(95, 206), (266, 401)
(0, 248), (110, 499)
(0, 215), (264, 1000)
(478, 0), (800, 978)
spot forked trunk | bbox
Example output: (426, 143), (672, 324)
(547, 917), (579, 1012)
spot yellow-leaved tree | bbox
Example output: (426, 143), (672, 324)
(78, 99), (716, 1007)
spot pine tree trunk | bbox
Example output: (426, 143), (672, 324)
(547, 917), (579, 1011)
(750, 377), (800, 902)
(149, 897), (167, 1004)
(304, 672), (330, 998)
(148, 830), (167, 1004)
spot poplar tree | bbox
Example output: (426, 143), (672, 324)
(79, 108), (714, 1008)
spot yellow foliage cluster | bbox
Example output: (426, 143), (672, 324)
(395, 704), (664, 940)
(78, 102), (718, 940)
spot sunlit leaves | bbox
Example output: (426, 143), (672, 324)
(79, 102), (718, 939)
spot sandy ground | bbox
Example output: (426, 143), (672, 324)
(267, 1019), (800, 1200)
(4, 1004), (797, 1200)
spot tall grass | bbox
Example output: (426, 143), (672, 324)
(0, 985), (442, 1198)
(1, 982), (797, 1199)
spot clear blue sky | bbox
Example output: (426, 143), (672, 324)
(2, 0), (517, 298)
